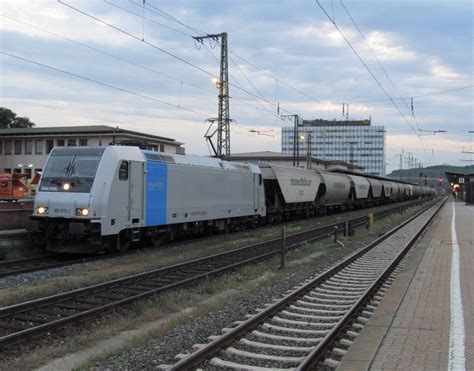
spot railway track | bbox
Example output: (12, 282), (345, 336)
(0, 198), (434, 349)
(0, 254), (102, 279)
(165, 198), (445, 370)
(0, 199), (427, 280)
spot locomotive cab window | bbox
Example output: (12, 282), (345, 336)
(119, 161), (128, 180)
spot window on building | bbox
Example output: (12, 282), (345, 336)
(13, 168), (21, 174)
(4, 168), (11, 173)
(25, 140), (33, 154)
(159, 144), (165, 152)
(0, 141), (2, 155)
(78, 138), (88, 146)
(35, 140), (43, 154)
(46, 139), (54, 154)
(14, 140), (22, 155)
(67, 139), (76, 146)
(119, 161), (128, 180)
(25, 168), (32, 179)
(57, 139), (65, 147)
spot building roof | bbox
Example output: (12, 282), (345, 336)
(444, 171), (474, 182)
(301, 118), (371, 127)
(0, 125), (182, 145)
(230, 151), (364, 171)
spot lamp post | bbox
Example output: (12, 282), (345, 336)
(306, 133), (312, 169)
(299, 134), (312, 169)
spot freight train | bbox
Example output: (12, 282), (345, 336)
(26, 146), (433, 253)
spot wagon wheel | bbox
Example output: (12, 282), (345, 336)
(146, 234), (161, 248)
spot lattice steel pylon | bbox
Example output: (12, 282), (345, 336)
(193, 32), (232, 159)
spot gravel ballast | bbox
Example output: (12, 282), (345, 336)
(92, 225), (409, 369)
(0, 201), (432, 370)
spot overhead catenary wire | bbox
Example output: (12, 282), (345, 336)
(0, 14), (218, 97)
(315, 0), (421, 141)
(135, 0), (323, 106)
(1, 12), (275, 110)
(125, 0), (283, 112)
(106, 0), (195, 38)
(62, 0), (297, 120)
(0, 51), (210, 118)
(349, 85), (474, 104)
(338, 0), (420, 131)
(59, 1), (216, 78)
(200, 41), (290, 120)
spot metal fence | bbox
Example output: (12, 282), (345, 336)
(0, 202), (33, 231)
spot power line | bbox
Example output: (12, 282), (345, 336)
(59, 1), (216, 78)
(117, 0), (291, 117)
(1, 13), (277, 114)
(0, 51), (209, 118)
(142, 0), (205, 35)
(62, 0), (295, 119)
(105, 0), (194, 38)
(339, 0), (419, 131)
(315, 0), (421, 140)
(227, 51), (322, 104)
(0, 14), (217, 97)
(141, 0), (297, 118)
(199, 38), (289, 121)
(200, 40), (288, 119)
(350, 85), (474, 104)
(140, 0), (322, 105)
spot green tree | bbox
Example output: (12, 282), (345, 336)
(0, 107), (35, 129)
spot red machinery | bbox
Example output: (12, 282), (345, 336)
(0, 173), (30, 200)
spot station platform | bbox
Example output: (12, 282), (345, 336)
(339, 199), (473, 370)
(0, 228), (27, 236)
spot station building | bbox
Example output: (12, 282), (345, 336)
(230, 151), (364, 173)
(281, 118), (386, 176)
(0, 125), (184, 179)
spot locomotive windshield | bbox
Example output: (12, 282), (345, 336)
(40, 148), (104, 192)
(43, 155), (101, 179)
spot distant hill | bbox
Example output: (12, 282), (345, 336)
(387, 164), (474, 188)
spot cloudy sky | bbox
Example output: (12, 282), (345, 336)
(1, 0), (472, 173)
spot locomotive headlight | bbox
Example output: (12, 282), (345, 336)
(76, 208), (89, 217)
(37, 206), (48, 215)
(62, 183), (70, 191)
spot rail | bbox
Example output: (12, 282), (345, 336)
(166, 198), (444, 370)
(0, 198), (433, 348)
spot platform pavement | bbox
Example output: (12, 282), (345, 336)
(0, 228), (27, 236)
(338, 199), (473, 371)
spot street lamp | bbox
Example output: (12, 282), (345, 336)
(211, 77), (220, 87)
(299, 134), (313, 169)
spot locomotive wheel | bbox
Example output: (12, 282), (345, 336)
(116, 232), (131, 252)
